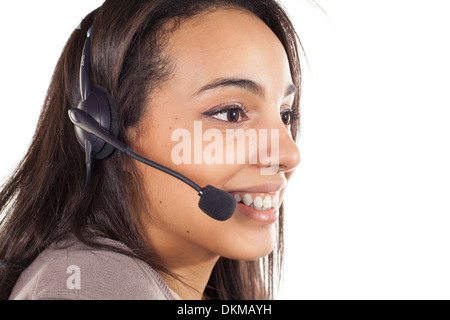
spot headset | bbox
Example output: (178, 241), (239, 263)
(68, 26), (235, 221)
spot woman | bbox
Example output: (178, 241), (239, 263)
(0, 0), (301, 300)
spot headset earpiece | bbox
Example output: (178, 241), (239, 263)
(74, 86), (118, 159)
(73, 26), (119, 160)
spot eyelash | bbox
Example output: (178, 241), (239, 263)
(203, 105), (249, 123)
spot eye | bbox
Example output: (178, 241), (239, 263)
(208, 105), (248, 123)
(280, 109), (295, 126)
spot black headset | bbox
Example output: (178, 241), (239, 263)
(68, 26), (236, 221)
(74, 26), (119, 160)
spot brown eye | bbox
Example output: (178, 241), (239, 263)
(210, 105), (247, 123)
(281, 110), (293, 126)
(227, 109), (240, 122)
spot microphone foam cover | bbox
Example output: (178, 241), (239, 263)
(198, 185), (236, 221)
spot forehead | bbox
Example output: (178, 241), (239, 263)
(163, 8), (293, 95)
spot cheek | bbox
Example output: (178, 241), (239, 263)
(139, 117), (243, 189)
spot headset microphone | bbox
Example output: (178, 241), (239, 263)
(69, 26), (235, 221)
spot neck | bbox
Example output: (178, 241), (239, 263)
(161, 254), (219, 300)
(141, 221), (220, 300)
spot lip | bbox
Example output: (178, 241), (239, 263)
(227, 180), (287, 194)
(235, 202), (279, 224)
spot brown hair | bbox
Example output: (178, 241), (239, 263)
(0, 0), (302, 300)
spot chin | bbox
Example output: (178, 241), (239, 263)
(219, 225), (277, 261)
(224, 245), (276, 261)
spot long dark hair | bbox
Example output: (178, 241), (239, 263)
(0, 0), (302, 300)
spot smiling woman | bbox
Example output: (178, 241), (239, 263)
(0, 0), (302, 300)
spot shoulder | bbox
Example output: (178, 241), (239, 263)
(9, 237), (174, 300)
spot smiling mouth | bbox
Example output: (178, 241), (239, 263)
(231, 192), (279, 211)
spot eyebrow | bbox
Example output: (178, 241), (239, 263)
(194, 77), (297, 98)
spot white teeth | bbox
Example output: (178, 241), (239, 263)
(253, 196), (263, 208)
(263, 196), (272, 209)
(272, 194), (279, 208)
(243, 193), (253, 206)
(236, 193), (280, 210)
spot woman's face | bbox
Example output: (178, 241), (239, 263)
(130, 9), (300, 263)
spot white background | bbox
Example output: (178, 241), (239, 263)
(1, 1), (449, 300)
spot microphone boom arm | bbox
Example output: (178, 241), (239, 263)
(68, 108), (236, 221)
(68, 108), (202, 193)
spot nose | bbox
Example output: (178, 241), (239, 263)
(256, 114), (301, 176)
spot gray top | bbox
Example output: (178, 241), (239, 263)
(9, 236), (175, 300)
